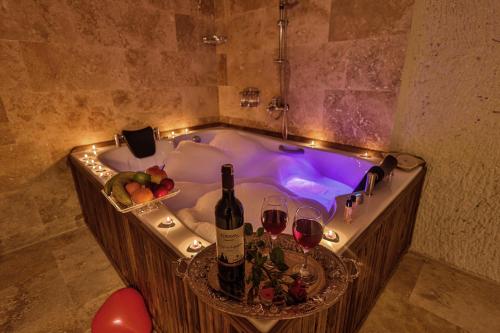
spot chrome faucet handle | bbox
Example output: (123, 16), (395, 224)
(113, 133), (125, 147)
(153, 127), (161, 140)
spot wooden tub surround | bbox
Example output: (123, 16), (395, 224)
(69, 127), (426, 333)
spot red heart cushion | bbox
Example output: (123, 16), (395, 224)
(92, 288), (152, 333)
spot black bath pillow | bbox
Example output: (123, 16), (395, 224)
(122, 126), (156, 158)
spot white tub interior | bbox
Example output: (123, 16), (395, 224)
(98, 129), (374, 243)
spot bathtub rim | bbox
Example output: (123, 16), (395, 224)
(70, 122), (410, 159)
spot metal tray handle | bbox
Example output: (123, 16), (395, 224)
(174, 257), (191, 278)
(342, 257), (361, 282)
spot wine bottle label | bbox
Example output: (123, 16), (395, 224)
(216, 225), (244, 265)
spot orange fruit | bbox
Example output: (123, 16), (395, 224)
(125, 182), (141, 195)
(131, 188), (154, 204)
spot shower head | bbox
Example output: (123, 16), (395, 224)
(202, 35), (227, 45)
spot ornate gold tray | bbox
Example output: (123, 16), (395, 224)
(176, 235), (360, 320)
(207, 249), (326, 300)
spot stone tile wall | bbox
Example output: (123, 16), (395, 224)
(214, 0), (413, 150)
(0, 0), (218, 255)
(391, 0), (500, 282)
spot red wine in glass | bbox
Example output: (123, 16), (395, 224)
(262, 209), (288, 237)
(291, 206), (324, 285)
(261, 196), (288, 243)
(292, 218), (323, 250)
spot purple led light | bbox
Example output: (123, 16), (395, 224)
(283, 176), (353, 210)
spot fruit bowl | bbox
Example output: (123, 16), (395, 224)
(101, 166), (179, 214)
(101, 188), (180, 214)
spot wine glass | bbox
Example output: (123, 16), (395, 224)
(261, 195), (288, 249)
(291, 206), (324, 285)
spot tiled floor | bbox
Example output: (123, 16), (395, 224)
(0, 227), (123, 333)
(1, 227), (499, 333)
(358, 253), (499, 333)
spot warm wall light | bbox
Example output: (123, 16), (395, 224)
(310, 140), (316, 147)
(184, 128), (189, 134)
(171, 131), (175, 139)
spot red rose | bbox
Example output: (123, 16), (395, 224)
(289, 279), (307, 303)
(259, 287), (275, 303)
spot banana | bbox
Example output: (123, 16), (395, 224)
(112, 174), (138, 207)
(103, 171), (135, 195)
(112, 178), (134, 207)
(104, 174), (120, 195)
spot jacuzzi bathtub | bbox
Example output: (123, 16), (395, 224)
(98, 129), (374, 243)
(71, 126), (424, 333)
(78, 126), (423, 259)
(69, 128), (425, 332)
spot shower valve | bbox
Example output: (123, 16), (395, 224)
(266, 96), (287, 119)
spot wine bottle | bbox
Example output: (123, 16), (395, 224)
(354, 155), (398, 191)
(215, 164), (245, 299)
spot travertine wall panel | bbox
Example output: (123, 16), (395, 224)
(0, 0), (218, 255)
(329, 0), (413, 41)
(215, 0), (413, 149)
(20, 42), (130, 91)
(392, 0), (500, 282)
